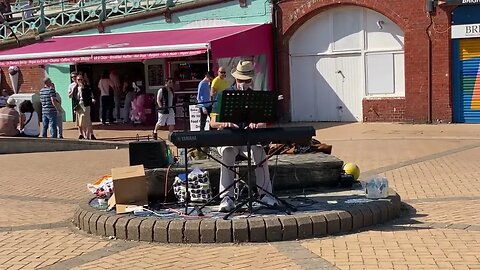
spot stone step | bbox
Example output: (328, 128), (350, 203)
(145, 152), (343, 202)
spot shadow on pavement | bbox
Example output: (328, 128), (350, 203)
(92, 123), (153, 131)
(279, 121), (355, 130)
(367, 202), (432, 232)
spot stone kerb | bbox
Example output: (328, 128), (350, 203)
(0, 137), (128, 154)
(74, 189), (402, 243)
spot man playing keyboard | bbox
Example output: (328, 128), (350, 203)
(210, 60), (278, 212)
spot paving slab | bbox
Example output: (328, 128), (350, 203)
(3, 122), (480, 269)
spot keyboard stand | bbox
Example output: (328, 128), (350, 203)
(189, 140), (297, 219)
(223, 130), (288, 220)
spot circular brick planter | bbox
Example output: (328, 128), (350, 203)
(73, 189), (402, 243)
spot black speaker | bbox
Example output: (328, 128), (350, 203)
(129, 140), (168, 169)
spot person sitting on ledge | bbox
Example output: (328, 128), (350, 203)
(209, 60), (278, 212)
(18, 100), (40, 137)
(0, 97), (20, 137)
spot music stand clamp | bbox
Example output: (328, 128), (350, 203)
(216, 90), (289, 218)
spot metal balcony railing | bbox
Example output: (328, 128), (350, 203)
(0, 0), (188, 41)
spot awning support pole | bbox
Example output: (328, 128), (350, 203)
(206, 45), (210, 71)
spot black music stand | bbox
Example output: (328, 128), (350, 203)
(216, 90), (277, 123)
(216, 90), (289, 218)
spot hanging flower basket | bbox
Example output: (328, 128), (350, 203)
(8, 66), (19, 76)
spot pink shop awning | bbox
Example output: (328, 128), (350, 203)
(0, 24), (266, 66)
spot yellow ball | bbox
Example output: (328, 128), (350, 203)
(343, 163), (360, 180)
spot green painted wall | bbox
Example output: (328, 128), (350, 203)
(69, 0), (271, 35)
(46, 64), (73, 121)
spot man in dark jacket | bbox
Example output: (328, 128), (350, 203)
(69, 74), (96, 140)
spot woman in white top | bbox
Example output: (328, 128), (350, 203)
(19, 100), (40, 137)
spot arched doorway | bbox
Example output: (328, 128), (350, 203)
(289, 6), (405, 122)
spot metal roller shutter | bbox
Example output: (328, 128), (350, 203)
(458, 38), (480, 123)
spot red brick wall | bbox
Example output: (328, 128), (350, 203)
(363, 98), (406, 122)
(0, 66), (45, 94)
(275, 0), (452, 123)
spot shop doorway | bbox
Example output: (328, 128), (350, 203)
(72, 62), (145, 122)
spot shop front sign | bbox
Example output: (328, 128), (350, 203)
(0, 50), (206, 66)
(443, 0), (480, 5)
(452, 23), (480, 39)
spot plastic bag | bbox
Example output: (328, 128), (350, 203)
(364, 175), (389, 199)
(87, 175), (114, 199)
(173, 168), (212, 203)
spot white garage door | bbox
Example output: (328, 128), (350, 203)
(291, 54), (362, 121)
(289, 6), (405, 122)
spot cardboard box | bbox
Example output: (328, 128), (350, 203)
(111, 165), (148, 214)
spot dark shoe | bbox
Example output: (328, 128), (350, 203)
(152, 132), (158, 140)
(90, 134), (96, 140)
(78, 135), (84, 140)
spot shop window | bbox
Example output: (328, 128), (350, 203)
(148, 64), (164, 88)
(366, 52), (405, 96)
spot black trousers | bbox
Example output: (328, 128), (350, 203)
(199, 106), (212, 131)
(101, 95), (114, 123)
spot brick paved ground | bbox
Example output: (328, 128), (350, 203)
(0, 122), (479, 269)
